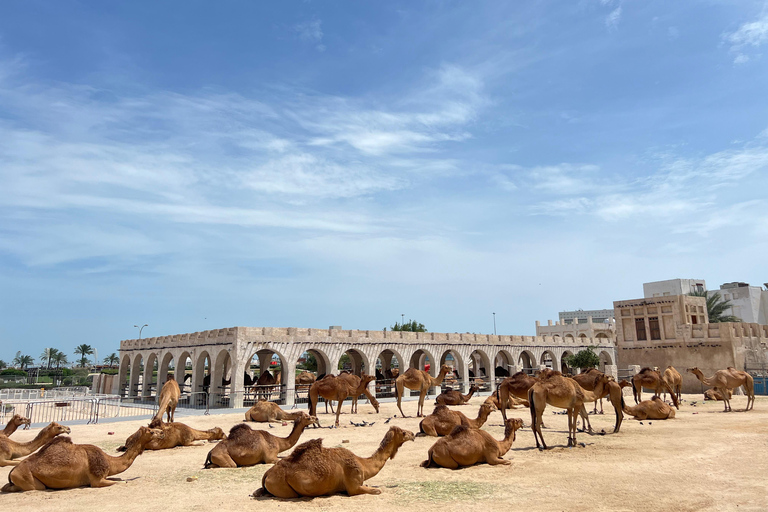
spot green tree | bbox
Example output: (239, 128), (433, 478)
(52, 352), (69, 369)
(103, 353), (119, 367)
(40, 348), (60, 369)
(300, 352), (317, 371)
(338, 353), (351, 370)
(74, 344), (94, 367)
(12, 353), (34, 370)
(689, 290), (742, 323)
(0, 360), (7, 370)
(390, 319), (427, 332)
(564, 348), (600, 370)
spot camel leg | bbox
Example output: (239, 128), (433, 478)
(6, 465), (47, 491)
(568, 408), (578, 447)
(395, 381), (407, 418)
(487, 454), (511, 465)
(207, 448), (238, 468)
(0, 459), (21, 467)
(261, 473), (300, 498)
(578, 405), (592, 433)
(499, 387), (509, 422)
(344, 467), (381, 495)
(417, 388), (428, 417)
(90, 475), (120, 488)
(335, 398), (344, 427)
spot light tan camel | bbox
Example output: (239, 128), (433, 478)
(253, 425), (415, 498)
(662, 366), (683, 402)
(421, 417), (523, 468)
(529, 371), (604, 449)
(595, 378), (629, 433)
(1, 415), (31, 437)
(568, 373), (611, 433)
(117, 418), (224, 451)
(484, 389), (529, 411)
(154, 375), (181, 423)
(0, 422), (70, 467)
(1, 426), (163, 492)
(396, 364), (452, 417)
(688, 367), (754, 412)
(497, 371), (539, 421)
(704, 388), (732, 401)
(435, 385), (479, 405)
(337, 372), (381, 414)
(418, 402), (497, 437)
(309, 374), (378, 427)
(254, 370), (282, 401)
(622, 396), (676, 420)
(572, 369), (607, 414)
(296, 371), (316, 386)
(245, 400), (308, 423)
(204, 412), (318, 468)
(632, 368), (679, 409)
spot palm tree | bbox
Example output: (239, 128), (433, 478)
(40, 348), (60, 369)
(0, 360), (7, 370)
(12, 354), (33, 370)
(689, 290), (742, 323)
(74, 344), (94, 368)
(52, 352), (69, 369)
(104, 353), (119, 367)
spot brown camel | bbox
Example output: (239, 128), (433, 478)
(338, 372), (381, 414)
(497, 371), (539, 421)
(418, 402), (497, 437)
(435, 385), (479, 406)
(572, 369), (608, 414)
(484, 389), (529, 411)
(253, 425), (415, 498)
(1, 415), (31, 437)
(421, 418), (524, 468)
(204, 412), (318, 468)
(1, 426), (163, 492)
(622, 396), (676, 420)
(704, 388), (732, 401)
(245, 400), (309, 423)
(117, 418), (224, 451)
(296, 371), (316, 386)
(632, 368), (679, 409)
(309, 374), (378, 427)
(254, 370), (282, 400)
(154, 375), (181, 423)
(596, 378), (628, 433)
(688, 367), (754, 412)
(662, 366), (683, 402)
(0, 422), (70, 467)
(529, 371), (605, 449)
(395, 364), (452, 418)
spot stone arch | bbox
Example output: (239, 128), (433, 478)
(439, 349), (464, 380)
(338, 348), (370, 377)
(158, 352), (175, 387)
(494, 350), (514, 378)
(579, 333), (588, 340)
(469, 349), (492, 390)
(560, 350), (574, 374)
(540, 350), (556, 369)
(297, 348), (331, 378)
(194, 351), (211, 394)
(129, 353), (143, 397)
(176, 351), (192, 390)
(210, 350), (233, 406)
(599, 350), (613, 372)
(375, 348), (404, 380)
(409, 348), (437, 377)
(518, 350), (535, 373)
(245, 347), (289, 404)
(565, 334), (575, 341)
(596, 332), (609, 340)
(118, 353), (131, 397)
(143, 352), (158, 397)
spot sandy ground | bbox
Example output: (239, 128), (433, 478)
(1, 393), (767, 512)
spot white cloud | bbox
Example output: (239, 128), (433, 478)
(723, 11), (768, 63)
(294, 20), (325, 51)
(606, 7), (622, 30)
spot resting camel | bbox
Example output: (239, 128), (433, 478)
(622, 396), (676, 420)
(704, 388), (732, 401)
(529, 371), (605, 449)
(0, 422), (70, 467)
(632, 368), (679, 409)
(688, 367), (754, 412)
(154, 375), (181, 423)
(245, 399), (310, 423)
(205, 412), (318, 468)
(662, 366), (683, 402)
(117, 419), (224, 451)
(309, 374), (378, 427)
(484, 388), (529, 411)
(2, 415), (31, 437)
(435, 385), (479, 406)
(497, 371), (539, 421)
(421, 417), (523, 469)
(418, 402), (497, 437)
(1, 426), (163, 492)
(396, 364), (452, 418)
(253, 425), (415, 498)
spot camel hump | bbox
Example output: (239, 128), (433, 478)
(448, 425), (471, 437)
(639, 367), (654, 374)
(228, 423), (253, 439)
(432, 405), (449, 414)
(285, 438), (324, 462)
(37, 436), (72, 454)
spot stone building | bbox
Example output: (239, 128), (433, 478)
(535, 316), (615, 342)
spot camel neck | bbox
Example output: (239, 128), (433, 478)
(498, 427), (516, 455)
(463, 388), (476, 401)
(2, 423), (20, 436)
(277, 422), (307, 452)
(359, 441), (398, 480)
(474, 407), (491, 426)
(17, 429), (57, 454)
(105, 442), (145, 476)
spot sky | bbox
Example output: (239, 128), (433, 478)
(1, 1), (768, 365)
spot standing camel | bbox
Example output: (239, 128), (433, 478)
(421, 418), (523, 468)
(154, 375), (181, 423)
(687, 367), (754, 412)
(253, 426), (415, 498)
(395, 365), (452, 418)
(632, 368), (679, 409)
(337, 373), (381, 414)
(309, 374), (378, 427)
(1, 426), (163, 491)
(662, 366), (683, 402)
(497, 371), (539, 421)
(0, 422), (70, 467)
(572, 369), (607, 414)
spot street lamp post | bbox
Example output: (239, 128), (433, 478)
(134, 324), (148, 339)
(493, 312), (497, 336)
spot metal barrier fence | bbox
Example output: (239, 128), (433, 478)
(0, 395), (157, 426)
(376, 379), (397, 398)
(0, 387), (91, 401)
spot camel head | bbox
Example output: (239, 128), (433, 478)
(10, 415), (31, 429)
(379, 426), (415, 460)
(439, 365), (452, 375)
(618, 379), (631, 388)
(468, 384), (480, 393)
(148, 418), (164, 429)
(295, 412), (320, 429)
(44, 422), (71, 437)
(480, 402), (498, 415)
(687, 367), (701, 375)
(361, 374), (376, 386)
(207, 427), (226, 440)
(125, 426), (164, 453)
(504, 417), (524, 439)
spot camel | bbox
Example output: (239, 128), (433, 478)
(204, 412), (318, 468)
(309, 374), (378, 427)
(596, 378), (628, 433)
(154, 375), (181, 423)
(632, 368), (679, 409)
(688, 367), (754, 412)
(497, 371), (539, 421)
(572, 369), (608, 414)
(395, 364), (452, 418)
(662, 366), (683, 402)
(385, 368), (399, 379)
(435, 385), (479, 406)
(421, 418), (523, 468)
(568, 373), (611, 433)
(0, 422), (70, 467)
(2, 415), (31, 437)
(245, 399), (310, 423)
(296, 371), (316, 386)
(704, 388), (732, 401)
(117, 419), (224, 451)
(484, 388), (529, 411)
(1, 426), (163, 491)
(622, 396), (676, 420)
(529, 371), (606, 449)
(253, 370), (282, 400)
(418, 402), (497, 437)
(338, 372), (381, 414)
(253, 425), (415, 498)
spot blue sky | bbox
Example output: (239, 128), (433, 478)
(2, 1), (768, 365)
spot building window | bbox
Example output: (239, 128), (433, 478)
(635, 318), (647, 341)
(691, 315), (698, 324)
(648, 317), (661, 340)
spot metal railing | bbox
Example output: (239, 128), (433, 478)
(375, 379), (397, 398)
(0, 395), (157, 426)
(0, 387), (91, 401)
